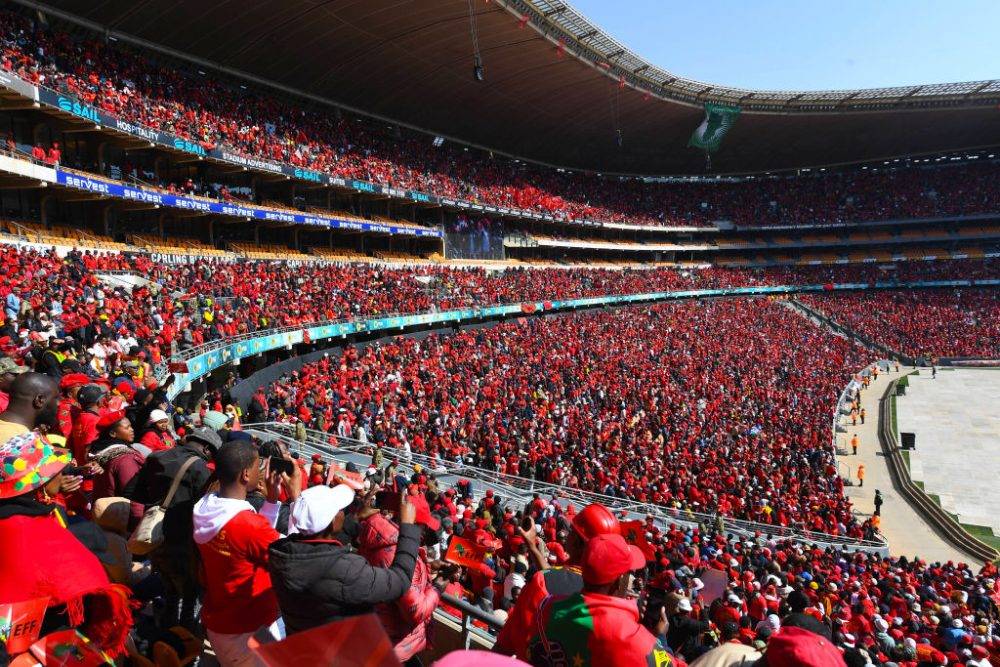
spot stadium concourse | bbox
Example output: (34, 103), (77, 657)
(1, 2), (1000, 667)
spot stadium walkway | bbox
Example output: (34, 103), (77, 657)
(838, 366), (973, 564)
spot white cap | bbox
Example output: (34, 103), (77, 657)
(289, 484), (355, 535)
(677, 597), (692, 612)
(149, 409), (169, 423)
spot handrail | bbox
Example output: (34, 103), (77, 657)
(248, 422), (889, 553)
(159, 279), (1000, 376)
(435, 593), (502, 649)
(791, 298), (916, 365)
(876, 379), (999, 563)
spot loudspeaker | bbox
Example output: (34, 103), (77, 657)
(901, 432), (916, 450)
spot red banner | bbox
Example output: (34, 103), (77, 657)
(1, 597), (50, 655)
(445, 536), (488, 568)
(326, 462), (365, 490)
(620, 521), (656, 561)
(251, 614), (399, 667)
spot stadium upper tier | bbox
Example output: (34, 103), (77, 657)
(3, 8), (1000, 233)
(15, 0), (1000, 174)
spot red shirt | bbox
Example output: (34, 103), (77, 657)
(69, 410), (100, 462)
(139, 429), (175, 452)
(197, 509), (281, 634)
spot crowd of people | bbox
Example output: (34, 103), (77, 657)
(4, 8), (1000, 230)
(1, 234), (1000, 664)
(262, 300), (874, 537)
(1, 241), (994, 393)
(800, 290), (1000, 360)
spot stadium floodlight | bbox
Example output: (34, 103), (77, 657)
(432, 136), (445, 147)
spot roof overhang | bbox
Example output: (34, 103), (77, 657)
(18, 0), (1000, 175)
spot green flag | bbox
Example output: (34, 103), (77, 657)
(688, 102), (741, 153)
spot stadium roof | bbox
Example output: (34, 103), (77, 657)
(21, 0), (1000, 175)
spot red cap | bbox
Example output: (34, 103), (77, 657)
(581, 534), (645, 585)
(409, 493), (440, 531)
(763, 627), (846, 667)
(311, 453), (323, 462)
(571, 503), (620, 541)
(59, 373), (91, 390)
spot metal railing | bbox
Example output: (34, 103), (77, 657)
(246, 422), (889, 553)
(435, 594), (501, 649)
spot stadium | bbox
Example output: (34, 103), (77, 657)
(0, 0), (997, 664)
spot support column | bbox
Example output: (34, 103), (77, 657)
(38, 193), (51, 225)
(102, 204), (114, 237)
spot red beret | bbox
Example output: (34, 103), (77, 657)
(60, 373), (91, 390)
(96, 409), (127, 431)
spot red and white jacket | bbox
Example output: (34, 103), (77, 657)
(193, 493), (282, 634)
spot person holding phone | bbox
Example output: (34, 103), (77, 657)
(356, 487), (441, 665)
(267, 481), (426, 637)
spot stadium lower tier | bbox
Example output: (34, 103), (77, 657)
(3, 238), (1000, 666)
(262, 300), (872, 536)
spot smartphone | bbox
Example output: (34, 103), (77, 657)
(62, 465), (94, 479)
(375, 490), (401, 511)
(268, 457), (295, 476)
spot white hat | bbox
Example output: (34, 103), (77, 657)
(677, 597), (692, 612)
(149, 409), (169, 424)
(289, 484), (355, 535)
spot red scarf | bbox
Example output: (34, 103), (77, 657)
(0, 513), (133, 656)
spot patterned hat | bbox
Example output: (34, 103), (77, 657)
(0, 432), (71, 499)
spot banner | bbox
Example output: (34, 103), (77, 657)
(0, 597), (49, 655)
(13, 628), (112, 666)
(699, 569), (729, 606)
(620, 520), (656, 561)
(445, 536), (489, 568)
(688, 103), (741, 153)
(54, 169), (441, 238)
(251, 614), (399, 667)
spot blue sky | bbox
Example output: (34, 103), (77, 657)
(567, 0), (999, 90)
